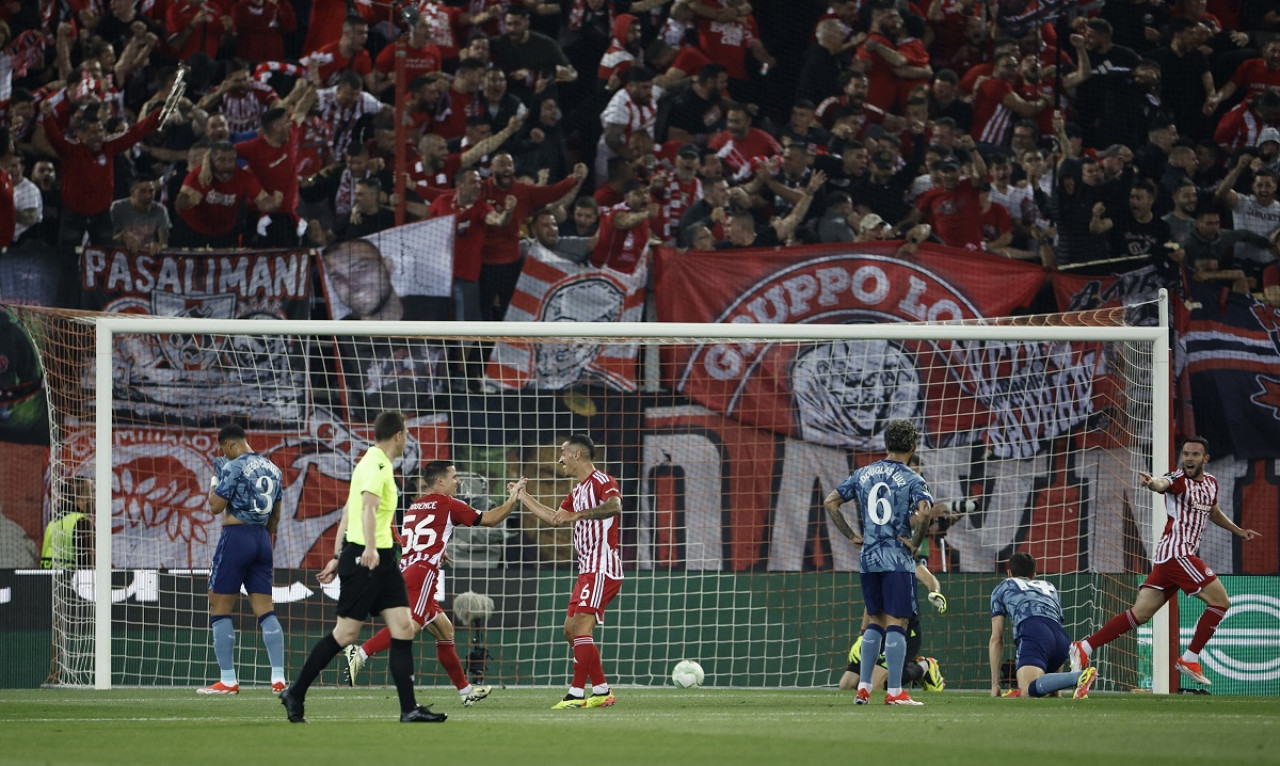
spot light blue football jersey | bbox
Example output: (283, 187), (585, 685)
(214, 453), (283, 526)
(990, 577), (1064, 641)
(835, 459), (932, 573)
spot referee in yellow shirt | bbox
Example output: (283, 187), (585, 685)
(280, 411), (446, 723)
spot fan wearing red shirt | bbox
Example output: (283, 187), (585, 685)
(428, 168), (514, 321)
(167, 0), (233, 60)
(591, 180), (655, 274)
(42, 100), (162, 306)
(237, 102), (308, 245)
(1214, 92), (1280, 153)
(707, 102), (782, 182)
(597, 13), (642, 83)
(858, 6), (904, 113)
(480, 156), (587, 320)
(1207, 39), (1280, 113)
(304, 14), (373, 88)
(175, 142), (282, 248)
(690, 0), (776, 93)
(372, 15), (442, 98)
(1071, 436), (1260, 687)
(340, 460), (523, 707)
(909, 154), (986, 250)
(233, 0), (297, 63)
(419, 1), (463, 62)
(971, 54), (1049, 147)
(516, 433), (623, 710)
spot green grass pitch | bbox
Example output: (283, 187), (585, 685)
(3, 688), (1279, 766)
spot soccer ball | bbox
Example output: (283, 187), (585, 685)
(671, 660), (705, 688)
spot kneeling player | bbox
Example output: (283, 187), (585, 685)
(989, 552), (1096, 699)
(343, 460), (522, 707)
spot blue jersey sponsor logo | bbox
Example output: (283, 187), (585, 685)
(990, 577), (1064, 641)
(215, 453), (283, 526)
(836, 459), (932, 573)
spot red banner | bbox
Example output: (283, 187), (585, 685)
(655, 243), (1048, 455)
(56, 414), (449, 569)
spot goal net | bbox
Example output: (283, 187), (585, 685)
(17, 303), (1169, 692)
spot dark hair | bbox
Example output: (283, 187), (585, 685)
(336, 69), (364, 90)
(456, 58), (486, 75)
(1131, 178), (1157, 197)
(884, 419), (919, 453)
(933, 68), (958, 85)
(504, 5), (531, 17)
(565, 433), (596, 460)
(217, 423), (246, 443)
(374, 410), (406, 442)
(356, 177), (381, 193)
(793, 99), (817, 112)
(210, 140), (236, 155)
(260, 107), (287, 131)
(1167, 17), (1195, 35)
(1183, 435), (1210, 453)
(422, 459), (454, 488)
(343, 13), (367, 28)
(1009, 552), (1036, 578)
(696, 64), (727, 84)
(1085, 18), (1112, 36)
(625, 64), (656, 83)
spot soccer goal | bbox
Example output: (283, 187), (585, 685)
(15, 296), (1172, 693)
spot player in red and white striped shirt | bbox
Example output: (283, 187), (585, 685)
(1071, 437), (1260, 686)
(517, 433), (623, 710)
(341, 460), (524, 707)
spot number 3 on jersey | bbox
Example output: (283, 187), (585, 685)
(403, 514), (438, 553)
(866, 482), (893, 525)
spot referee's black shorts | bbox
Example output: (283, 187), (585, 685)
(335, 541), (408, 621)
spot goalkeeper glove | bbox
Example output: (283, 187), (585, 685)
(928, 591), (947, 614)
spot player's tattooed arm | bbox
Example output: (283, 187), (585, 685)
(908, 500), (933, 552)
(823, 490), (862, 544)
(574, 495), (622, 521)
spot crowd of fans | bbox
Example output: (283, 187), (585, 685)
(1, 0), (1279, 316)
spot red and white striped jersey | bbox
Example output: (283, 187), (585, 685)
(399, 493), (482, 570)
(654, 174), (702, 242)
(219, 82), (279, 134)
(560, 470), (623, 579)
(1153, 469), (1219, 563)
(972, 78), (1017, 146)
(315, 86), (383, 159)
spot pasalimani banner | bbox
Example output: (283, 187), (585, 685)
(654, 243), (1061, 457)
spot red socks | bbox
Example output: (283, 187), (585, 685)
(1189, 606), (1227, 654)
(572, 635), (605, 689)
(436, 639), (468, 690)
(362, 627), (391, 658)
(1086, 609), (1142, 651)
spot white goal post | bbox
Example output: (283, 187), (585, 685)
(80, 298), (1171, 692)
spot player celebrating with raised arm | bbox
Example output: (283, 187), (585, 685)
(342, 460), (525, 707)
(517, 433), (623, 710)
(198, 424), (286, 695)
(1070, 436), (1261, 686)
(990, 552), (1097, 700)
(280, 411), (446, 724)
(824, 418), (933, 706)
